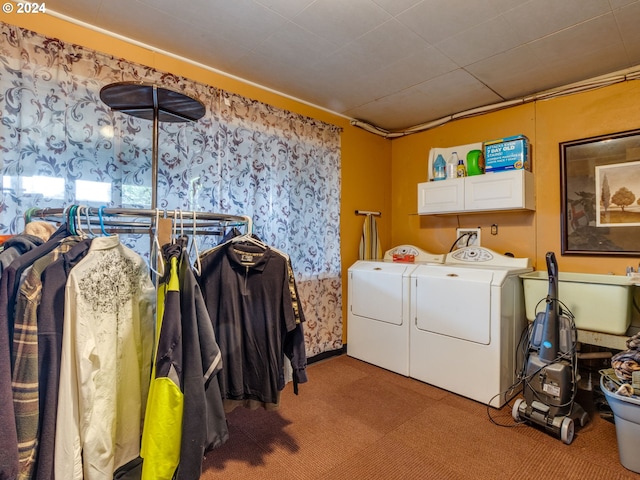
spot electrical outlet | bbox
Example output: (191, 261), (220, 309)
(456, 227), (481, 249)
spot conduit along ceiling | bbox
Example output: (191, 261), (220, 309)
(41, 0), (640, 135)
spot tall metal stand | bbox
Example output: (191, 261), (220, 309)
(99, 82), (206, 209)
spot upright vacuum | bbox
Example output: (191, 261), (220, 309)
(512, 252), (589, 444)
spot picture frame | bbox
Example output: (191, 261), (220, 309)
(561, 128), (640, 256)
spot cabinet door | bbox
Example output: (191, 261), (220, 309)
(417, 178), (464, 214)
(464, 169), (534, 211)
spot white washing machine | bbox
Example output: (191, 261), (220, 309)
(348, 245), (444, 376)
(409, 246), (532, 407)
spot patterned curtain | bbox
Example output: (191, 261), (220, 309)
(0, 22), (343, 357)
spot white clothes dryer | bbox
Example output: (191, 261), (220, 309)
(409, 246), (532, 407)
(347, 245), (444, 376)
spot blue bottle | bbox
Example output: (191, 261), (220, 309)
(433, 154), (446, 181)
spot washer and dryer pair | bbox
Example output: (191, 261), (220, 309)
(347, 245), (532, 408)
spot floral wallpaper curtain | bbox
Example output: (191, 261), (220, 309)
(0, 22), (343, 357)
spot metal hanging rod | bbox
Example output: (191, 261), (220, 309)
(26, 207), (249, 234)
(355, 210), (381, 216)
(27, 207), (245, 222)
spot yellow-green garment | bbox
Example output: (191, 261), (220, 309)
(141, 256), (183, 479)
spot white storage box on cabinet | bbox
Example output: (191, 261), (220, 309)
(417, 170), (534, 215)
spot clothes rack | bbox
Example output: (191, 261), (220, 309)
(1, 205), (305, 480)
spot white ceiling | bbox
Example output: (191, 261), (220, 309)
(39, 0), (640, 132)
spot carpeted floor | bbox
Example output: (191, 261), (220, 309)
(200, 354), (639, 479)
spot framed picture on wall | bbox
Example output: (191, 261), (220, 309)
(561, 128), (640, 256)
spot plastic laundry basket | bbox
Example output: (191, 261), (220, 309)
(601, 375), (640, 473)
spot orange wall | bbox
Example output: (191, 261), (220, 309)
(4, 13), (392, 344)
(392, 82), (640, 275)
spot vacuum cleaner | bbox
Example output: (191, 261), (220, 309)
(512, 252), (589, 444)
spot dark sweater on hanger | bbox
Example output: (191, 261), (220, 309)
(199, 242), (308, 408)
(12, 236), (84, 478)
(0, 234), (44, 276)
(176, 242), (229, 479)
(0, 227), (69, 480)
(34, 238), (93, 480)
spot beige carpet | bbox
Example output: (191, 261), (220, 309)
(200, 354), (638, 479)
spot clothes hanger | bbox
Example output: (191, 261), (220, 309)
(190, 210), (202, 276)
(149, 208), (165, 278)
(98, 206), (113, 236)
(171, 208), (181, 244)
(66, 205), (77, 236)
(230, 215), (267, 249)
(232, 216), (292, 259)
(73, 205), (82, 236)
(178, 209), (185, 239)
(75, 206), (91, 239)
(23, 207), (38, 225)
(84, 206), (98, 237)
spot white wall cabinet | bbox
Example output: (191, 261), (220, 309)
(417, 169), (535, 214)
